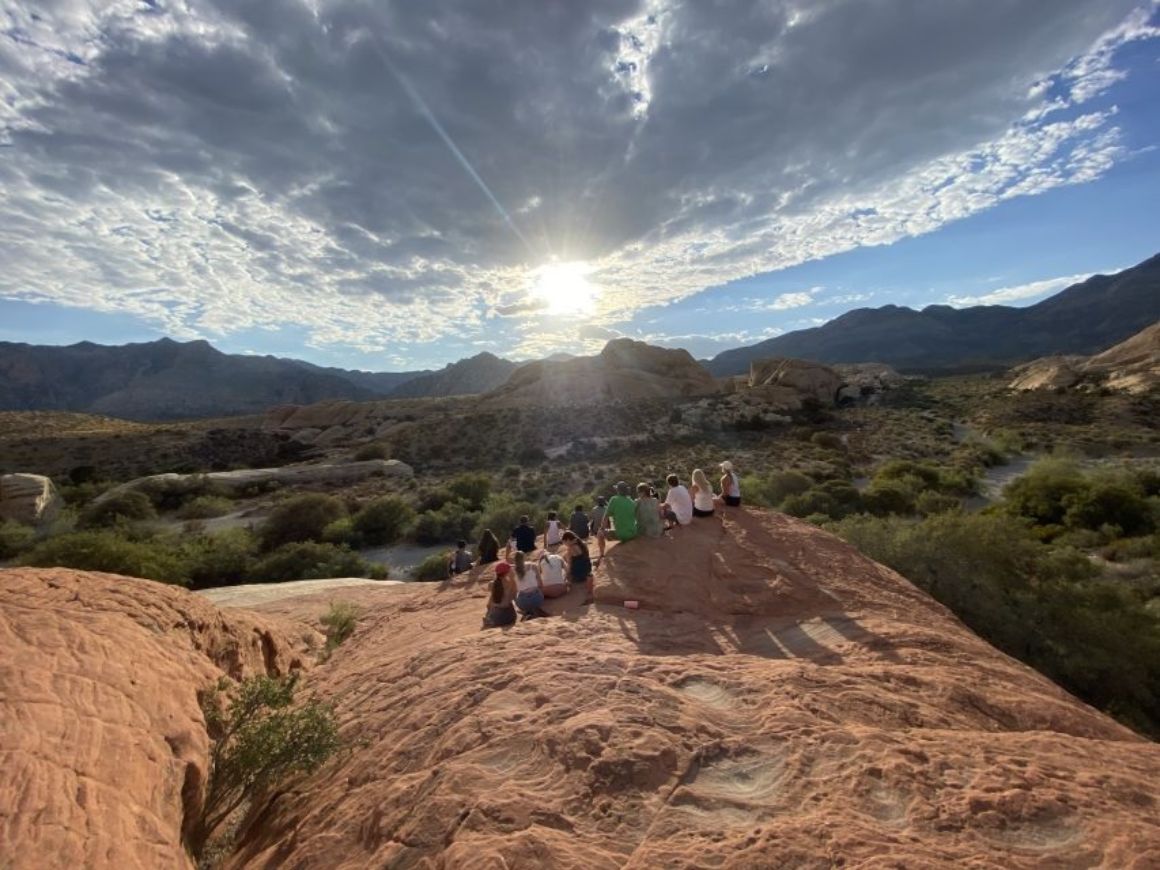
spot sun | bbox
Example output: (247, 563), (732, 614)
(530, 261), (598, 316)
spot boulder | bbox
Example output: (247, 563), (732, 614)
(749, 357), (842, 405)
(1009, 322), (1160, 394)
(1008, 356), (1084, 391)
(0, 473), (62, 527)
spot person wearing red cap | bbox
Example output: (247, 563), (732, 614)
(483, 561), (517, 628)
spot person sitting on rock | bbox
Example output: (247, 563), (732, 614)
(634, 482), (663, 538)
(507, 515), (538, 559)
(512, 551), (549, 619)
(544, 510), (564, 548)
(662, 473), (693, 528)
(477, 529), (500, 565)
(719, 461), (742, 507)
(482, 561), (517, 628)
(568, 504), (590, 540)
(448, 539), (473, 576)
(606, 482), (638, 543)
(538, 551), (569, 598)
(562, 530), (594, 605)
(691, 468), (716, 518)
(589, 496), (609, 561)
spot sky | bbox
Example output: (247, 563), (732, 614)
(1, 1), (1158, 371)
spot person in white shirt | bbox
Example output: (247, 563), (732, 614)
(691, 468), (717, 517)
(662, 473), (693, 528)
(538, 551), (569, 598)
(544, 511), (564, 547)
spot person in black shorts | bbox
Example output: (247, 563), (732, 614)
(561, 530), (594, 605)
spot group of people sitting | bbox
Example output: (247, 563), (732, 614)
(462, 461), (742, 628)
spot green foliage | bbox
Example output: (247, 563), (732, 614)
(0, 520), (37, 560)
(412, 552), (450, 581)
(259, 494), (346, 551)
(195, 675), (340, 855)
(79, 490), (157, 528)
(353, 442), (391, 461)
(472, 493), (538, 543)
(182, 529), (258, 589)
(781, 489), (838, 520)
(446, 472), (492, 510)
(21, 530), (189, 585)
(352, 496), (414, 546)
(832, 512), (1160, 736)
(809, 431), (845, 451)
(915, 490), (961, 516)
(742, 470), (813, 508)
(321, 517), (360, 548)
(320, 601), (362, 652)
(1002, 457), (1088, 526)
(138, 475), (229, 512)
(861, 480), (916, 517)
(411, 501), (480, 545)
(250, 541), (377, 582)
(1062, 481), (1155, 537)
(177, 495), (234, 520)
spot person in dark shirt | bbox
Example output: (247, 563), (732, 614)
(448, 539), (473, 575)
(569, 504), (590, 540)
(508, 515), (537, 556)
(477, 529), (500, 564)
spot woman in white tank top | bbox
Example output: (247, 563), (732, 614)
(544, 511), (563, 547)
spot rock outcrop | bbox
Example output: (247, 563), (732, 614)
(224, 511), (1159, 868)
(0, 473), (62, 526)
(1009, 321), (1160, 394)
(485, 338), (720, 407)
(749, 357), (843, 404)
(94, 459), (413, 504)
(0, 569), (314, 870)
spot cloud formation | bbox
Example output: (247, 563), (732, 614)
(0, 1), (1155, 359)
(947, 272), (1099, 307)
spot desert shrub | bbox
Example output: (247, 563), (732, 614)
(744, 470), (812, 508)
(353, 442), (390, 461)
(447, 473), (492, 510)
(182, 529), (258, 589)
(250, 542), (375, 582)
(915, 491), (961, 516)
(321, 517), (360, 548)
(781, 489), (838, 520)
(21, 530), (188, 584)
(1002, 457), (1089, 526)
(810, 431), (845, 451)
(352, 496), (414, 546)
(138, 475), (228, 511)
(411, 501), (480, 546)
(472, 494), (538, 543)
(79, 490), (157, 528)
(68, 465), (100, 485)
(320, 601), (362, 652)
(415, 487), (455, 512)
(815, 480), (863, 516)
(259, 494), (346, 551)
(0, 520), (37, 560)
(1062, 482), (1155, 538)
(861, 480), (916, 517)
(194, 675), (339, 856)
(412, 553), (450, 581)
(177, 495), (234, 520)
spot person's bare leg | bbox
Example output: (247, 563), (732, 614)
(584, 574), (594, 605)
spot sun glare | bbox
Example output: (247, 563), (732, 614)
(531, 261), (599, 316)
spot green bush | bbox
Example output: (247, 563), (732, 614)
(353, 442), (390, 461)
(21, 530), (188, 585)
(412, 553), (450, 581)
(915, 491), (961, 516)
(182, 529), (259, 589)
(259, 494), (346, 551)
(472, 494), (540, 544)
(352, 496), (414, 546)
(194, 675), (339, 856)
(447, 473), (492, 510)
(1062, 482), (1155, 537)
(138, 475), (228, 511)
(0, 520), (37, 560)
(320, 601), (362, 652)
(177, 495), (234, 520)
(79, 490), (157, 528)
(810, 431), (845, 451)
(743, 470), (813, 508)
(250, 541), (376, 582)
(781, 489), (838, 520)
(411, 501), (480, 546)
(861, 480), (916, 517)
(321, 517), (360, 548)
(1002, 457), (1089, 526)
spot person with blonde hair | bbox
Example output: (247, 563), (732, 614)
(690, 468), (716, 518)
(719, 460), (741, 507)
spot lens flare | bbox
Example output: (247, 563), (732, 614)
(531, 261), (598, 316)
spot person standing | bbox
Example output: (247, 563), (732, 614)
(719, 461), (741, 507)
(691, 468), (716, 518)
(634, 482), (663, 538)
(662, 473), (693, 527)
(589, 496), (609, 561)
(606, 482), (638, 543)
(568, 504), (590, 540)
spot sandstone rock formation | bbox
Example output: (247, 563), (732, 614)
(94, 459), (413, 504)
(0, 473), (62, 526)
(833, 362), (908, 402)
(485, 338), (720, 407)
(225, 511), (1160, 868)
(749, 357), (843, 404)
(0, 569), (314, 870)
(1009, 321), (1159, 394)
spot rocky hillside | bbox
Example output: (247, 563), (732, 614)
(486, 338), (719, 406)
(4, 511), (1159, 867)
(388, 351), (519, 399)
(1009, 320), (1160, 394)
(707, 252), (1160, 376)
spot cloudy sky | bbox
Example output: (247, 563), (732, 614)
(1, 0), (1158, 370)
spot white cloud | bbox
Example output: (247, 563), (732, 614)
(946, 271), (1099, 307)
(0, 1), (1154, 359)
(820, 292), (873, 306)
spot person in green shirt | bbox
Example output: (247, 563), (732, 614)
(605, 481), (638, 542)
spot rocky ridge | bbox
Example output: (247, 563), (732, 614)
(1009, 320), (1160, 394)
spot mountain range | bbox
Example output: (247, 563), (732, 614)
(0, 252), (1156, 420)
(705, 252), (1160, 376)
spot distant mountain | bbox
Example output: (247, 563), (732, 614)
(388, 352), (519, 399)
(0, 338), (382, 420)
(283, 359), (429, 395)
(706, 253), (1160, 376)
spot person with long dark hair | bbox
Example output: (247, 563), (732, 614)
(562, 530), (594, 605)
(477, 528), (500, 564)
(483, 561), (517, 628)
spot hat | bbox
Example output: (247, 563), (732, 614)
(494, 561), (512, 576)
(616, 481), (631, 495)
(596, 495), (607, 506)
(720, 461), (734, 472)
